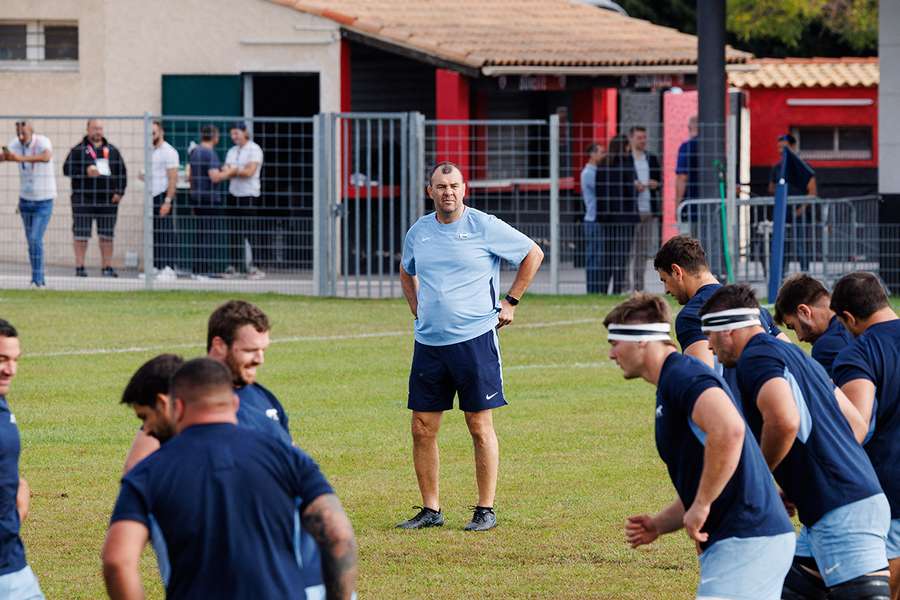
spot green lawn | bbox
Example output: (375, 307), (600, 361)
(2, 290), (708, 598)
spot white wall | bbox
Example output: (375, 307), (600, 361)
(880, 0), (900, 194)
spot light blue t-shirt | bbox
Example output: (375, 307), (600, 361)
(401, 207), (534, 346)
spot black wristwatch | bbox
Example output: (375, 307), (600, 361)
(505, 294), (520, 306)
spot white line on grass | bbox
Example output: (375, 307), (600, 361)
(506, 361), (611, 371)
(27, 318), (603, 359)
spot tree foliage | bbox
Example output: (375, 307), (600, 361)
(614, 0), (877, 56)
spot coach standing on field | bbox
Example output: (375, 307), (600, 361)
(397, 161), (544, 532)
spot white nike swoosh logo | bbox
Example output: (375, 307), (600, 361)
(824, 563), (841, 575)
(700, 577), (716, 584)
(421, 237), (431, 242)
(486, 392), (499, 400)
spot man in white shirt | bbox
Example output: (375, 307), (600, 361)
(147, 121), (179, 272)
(1, 121), (56, 287)
(220, 122), (264, 279)
(626, 126), (661, 292)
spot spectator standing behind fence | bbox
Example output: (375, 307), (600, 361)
(595, 134), (632, 294)
(0, 121), (56, 288)
(675, 116), (700, 217)
(625, 126), (661, 291)
(141, 121), (179, 275)
(768, 134), (817, 273)
(220, 122), (264, 280)
(189, 125), (226, 275)
(62, 119), (127, 278)
(580, 143), (605, 294)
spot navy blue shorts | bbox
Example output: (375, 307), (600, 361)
(408, 329), (507, 412)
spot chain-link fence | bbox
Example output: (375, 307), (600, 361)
(0, 114), (886, 297)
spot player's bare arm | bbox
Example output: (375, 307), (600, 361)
(685, 388), (746, 543)
(756, 378), (800, 470)
(101, 520), (149, 600)
(302, 493), (358, 600)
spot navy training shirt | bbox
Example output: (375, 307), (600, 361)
(832, 319), (900, 519)
(111, 423), (334, 600)
(735, 333), (882, 527)
(676, 283), (782, 403)
(656, 353), (793, 550)
(188, 145), (222, 206)
(811, 315), (854, 379)
(0, 397), (25, 576)
(675, 283), (782, 352)
(236, 383), (291, 444)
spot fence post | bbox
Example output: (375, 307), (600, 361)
(726, 106), (738, 283)
(410, 112), (426, 221)
(142, 112), (154, 289)
(313, 113), (328, 296)
(549, 114), (560, 294)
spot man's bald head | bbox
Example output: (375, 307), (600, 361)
(428, 161), (464, 185)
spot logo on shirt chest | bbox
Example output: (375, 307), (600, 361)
(265, 408), (280, 422)
(9, 413), (16, 424)
(655, 405), (663, 418)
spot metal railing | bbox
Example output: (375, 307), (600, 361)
(0, 113), (883, 296)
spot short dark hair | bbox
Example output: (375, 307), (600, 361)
(0, 319), (18, 339)
(699, 283), (760, 318)
(121, 354), (184, 407)
(654, 235), (709, 275)
(603, 293), (672, 327)
(170, 358), (233, 406)
(152, 120), (164, 133)
(830, 272), (889, 320)
(773, 274), (830, 324)
(230, 120), (248, 132)
(585, 143), (599, 157)
(428, 161), (463, 182)
(778, 133), (797, 145)
(628, 126), (647, 135)
(200, 124), (219, 142)
(207, 300), (270, 351)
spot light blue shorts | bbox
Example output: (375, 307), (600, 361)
(0, 565), (44, 600)
(887, 518), (900, 559)
(696, 532), (795, 600)
(805, 493), (890, 587)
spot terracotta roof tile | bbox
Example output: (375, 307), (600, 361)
(272, 0), (751, 71)
(729, 57), (878, 88)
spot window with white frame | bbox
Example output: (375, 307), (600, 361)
(0, 21), (78, 68)
(792, 126), (872, 161)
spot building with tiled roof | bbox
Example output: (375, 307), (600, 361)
(730, 58), (879, 198)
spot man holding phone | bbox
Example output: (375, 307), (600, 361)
(0, 121), (56, 288)
(62, 119), (127, 278)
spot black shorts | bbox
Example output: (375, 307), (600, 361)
(408, 329), (507, 413)
(72, 203), (118, 240)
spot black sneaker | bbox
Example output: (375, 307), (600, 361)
(75, 266), (87, 277)
(102, 266), (119, 278)
(396, 506), (444, 529)
(463, 506), (497, 531)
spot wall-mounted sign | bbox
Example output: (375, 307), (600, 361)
(497, 75), (567, 91)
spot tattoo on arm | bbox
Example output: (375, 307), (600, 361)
(302, 494), (358, 600)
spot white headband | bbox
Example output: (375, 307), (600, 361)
(607, 322), (672, 342)
(701, 308), (761, 333)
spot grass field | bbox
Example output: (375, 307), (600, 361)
(1, 289), (718, 598)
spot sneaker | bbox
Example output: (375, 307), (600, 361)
(463, 506), (497, 532)
(102, 266), (119, 278)
(157, 266), (177, 282)
(75, 266), (87, 277)
(247, 266), (266, 280)
(396, 506), (444, 530)
(30, 281), (45, 289)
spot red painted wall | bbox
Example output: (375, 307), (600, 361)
(746, 86), (878, 169)
(570, 88), (617, 182)
(435, 69), (471, 177)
